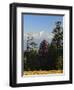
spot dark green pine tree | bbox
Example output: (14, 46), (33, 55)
(50, 21), (63, 70)
(38, 40), (49, 70)
(51, 21), (63, 49)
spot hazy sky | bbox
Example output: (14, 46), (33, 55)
(22, 14), (63, 33)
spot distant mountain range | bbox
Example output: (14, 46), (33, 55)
(23, 31), (54, 50)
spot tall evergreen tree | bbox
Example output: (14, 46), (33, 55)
(49, 21), (63, 70)
(38, 40), (49, 70)
(39, 40), (49, 56)
(51, 21), (63, 49)
(27, 36), (37, 51)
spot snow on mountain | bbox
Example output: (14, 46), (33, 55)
(23, 31), (54, 50)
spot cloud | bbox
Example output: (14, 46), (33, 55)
(40, 31), (44, 37)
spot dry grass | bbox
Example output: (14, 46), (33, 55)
(23, 70), (63, 76)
